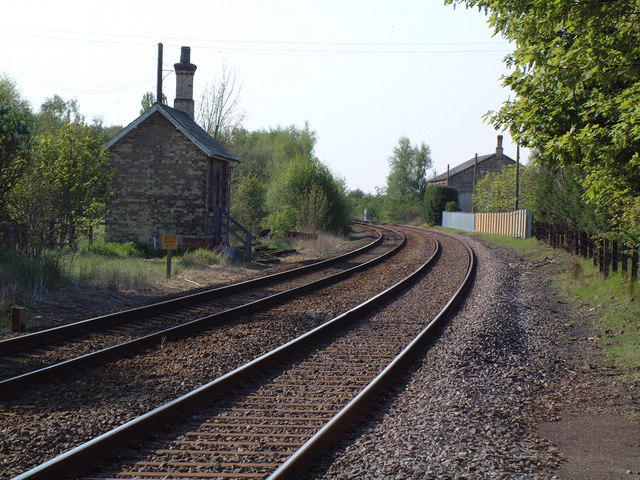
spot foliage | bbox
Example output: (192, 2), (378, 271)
(8, 122), (113, 253)
(423, 186), (458, 225)
(382, 137), (432, 222)
(386, 136), (432, 200)
(446, 0), (640, 239)
(472, 163), (535, 212)
(264, 157), (351, 235)
(85, 241), (142, 258)
(346, 188), (386, 221)
(531, 160), (608, 233)
(230, 123), (317, 180)
(0, 74), (32, 118)
(444, 200), (459, 212)
(0, 106), (32, 215)
(140, 91), (167, 114)
(34, 95), (83, 133)
(231, 175), (267, 235)
(180, 248), (221, 267)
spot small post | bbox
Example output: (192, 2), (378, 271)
(166, 249), (172, 279)
(162, 234), (179, 279)
(631, 249), (638, 281)
(11, 306), (26, 332)
(612, 240), (618, 273)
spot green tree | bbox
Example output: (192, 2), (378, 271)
(229, 124), (317, 181)
(140, 91), (167, 114)
(264, 158), (350, 235)
(386, 137), (431, 200)
(446, 0), (640, 239)
(10, 122), (113, 251)
(35, 95), (83, 133)
(0, 106), (33, 249)
(231, 175), (267, 235)
(384, 137), (431, 222)
(472, 163), (535, 212)
(0, 74), (32, 118)
(423, 186), (458, 225)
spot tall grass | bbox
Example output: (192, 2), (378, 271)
(0, 253), (66, 311)
(179, 248), (221, 268)
(61, 253), (165, 291)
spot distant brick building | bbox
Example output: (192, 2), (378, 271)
(105, 47), (238, 248)
(427, 135), (515, 211)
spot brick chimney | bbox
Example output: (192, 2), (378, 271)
(174, 46), (197, 119)
(496, 135), (504, 158)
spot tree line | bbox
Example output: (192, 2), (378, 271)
(446, 0), (640, 244)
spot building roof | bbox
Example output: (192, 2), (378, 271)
(105, 103), (238, 162)
(429, 152), (514, 183)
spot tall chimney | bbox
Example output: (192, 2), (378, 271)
(174, 46), (197, 118)
(496, 135), (504, 157)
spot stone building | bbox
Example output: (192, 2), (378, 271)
(427, 135), (515, 211)
(105, 47), (238, 249)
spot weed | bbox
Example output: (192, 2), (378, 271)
(180, 249), (221, 268)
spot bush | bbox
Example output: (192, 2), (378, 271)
(180, 248), (221, 268)
(444, 200), (459, 212)
(265, 158), (351, 235)
(423, 186), (458, 225)
(85, 241), (142, 258)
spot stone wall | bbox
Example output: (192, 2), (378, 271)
(449, 155), (514, 197)
(105, 111), (229, 246)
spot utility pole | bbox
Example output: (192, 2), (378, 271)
(157, 43), (163, 104)
(515, 145), (520, 211)
(472, 153), (478, 212)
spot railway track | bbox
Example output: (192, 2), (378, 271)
(0, 225), (406, 394)
(11, 227), (474, 480)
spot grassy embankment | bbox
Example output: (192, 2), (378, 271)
(463, 231), (639, 379)
(0, 231), (347, 329)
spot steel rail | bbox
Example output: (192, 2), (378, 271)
(11, 229), (440, 480)
(0, 226), (406, 394)
(0, 225), (384, 356)
(268, 228), (475, 479)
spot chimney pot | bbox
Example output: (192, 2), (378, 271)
(180, 46), (191, 64)
(174, 46), (197, 119)
(496, 135), (504, 157)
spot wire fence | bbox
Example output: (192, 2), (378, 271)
(533, 222), (639, 280)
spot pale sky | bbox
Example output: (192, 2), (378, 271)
(0, 0), (528, 193)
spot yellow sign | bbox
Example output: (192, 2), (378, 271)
(162, 234), (179, 250)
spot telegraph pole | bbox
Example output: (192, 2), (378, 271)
(515, 145), (520, 211)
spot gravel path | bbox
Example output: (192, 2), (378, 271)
(306, 231), (574, 480)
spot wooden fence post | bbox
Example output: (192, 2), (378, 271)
(621, 245), (628, 275)
(632, 249), (638, 281)
(602, 239), (610, 278)
(612, 240), (618, 273)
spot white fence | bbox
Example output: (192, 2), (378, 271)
(442, 209), (533, 239)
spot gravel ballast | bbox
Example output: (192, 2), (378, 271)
(306, 231), (613, 480)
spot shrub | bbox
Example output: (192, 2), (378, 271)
(423, 186), (458, 225)
(85, 241), (142, 258)
(444, 200), (459, 212)
(180, 248), (221, 268)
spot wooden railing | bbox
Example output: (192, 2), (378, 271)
(533, 222), (639, 280)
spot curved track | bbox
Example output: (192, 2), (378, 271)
(0, 225), (407, 393)
(11, 226), (475, 480)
